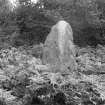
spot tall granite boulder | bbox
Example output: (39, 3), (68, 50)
(42, 20), (77, 72)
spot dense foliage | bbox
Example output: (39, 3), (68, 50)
(1, 0), (105, 47)
(1, 1), (105, 104)
(0, 45), (104, 105)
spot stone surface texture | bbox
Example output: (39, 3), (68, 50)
(42, 20), (77, 72)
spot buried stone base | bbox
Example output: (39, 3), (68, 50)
(42, 20), (77, 72)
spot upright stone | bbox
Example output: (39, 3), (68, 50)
(42, 20), (77, 72)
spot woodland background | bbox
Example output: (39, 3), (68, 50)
(1, 0), (105, 47)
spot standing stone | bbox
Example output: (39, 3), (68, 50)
(42, 20), (77, 72)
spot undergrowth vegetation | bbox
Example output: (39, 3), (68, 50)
(0, 45), (104, 105)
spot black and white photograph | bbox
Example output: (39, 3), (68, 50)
(0, 0), (105, 105)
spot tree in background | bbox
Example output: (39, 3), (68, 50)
(1, 0), (105, 47)
(41, 0), (105, 46)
